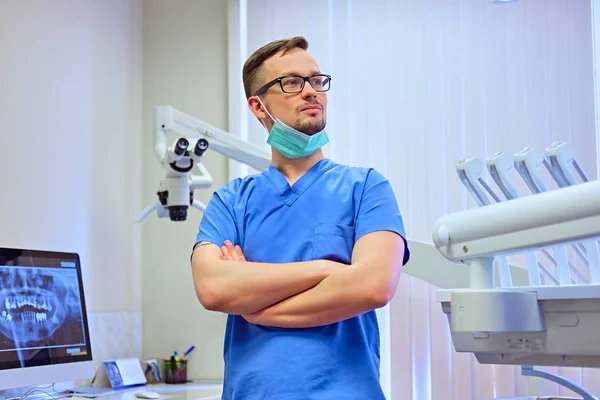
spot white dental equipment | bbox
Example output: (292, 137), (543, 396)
(513, 146), (575, 285)
(545, 141), (600, 284)
(456, 157), (513, 287)
(137, 106), (271, 222)
(433, 143), (600, 400)
(545, 141), (590, 187)
(485, 151), (546, 287)
(487, 150), (588, 286)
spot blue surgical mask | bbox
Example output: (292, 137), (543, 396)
(257, 97), (329, 159)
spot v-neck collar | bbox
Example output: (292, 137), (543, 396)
(262, 158), (337, 206)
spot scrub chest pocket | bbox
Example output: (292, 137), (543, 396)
(312, 223), (355, 264)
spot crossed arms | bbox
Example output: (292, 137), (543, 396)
(190, 231), (406, 328)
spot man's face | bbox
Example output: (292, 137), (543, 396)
(255, 48), (327, 135)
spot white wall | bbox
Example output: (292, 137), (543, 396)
(0, 0), (143, 380)
(141, 0), (230, 381)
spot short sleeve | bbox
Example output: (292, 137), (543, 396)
(193, 182), (240, 252)
(355, 169), (410, 265)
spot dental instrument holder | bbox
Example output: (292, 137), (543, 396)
(164, 358), (187, 384)
(436, 143), (600, 400)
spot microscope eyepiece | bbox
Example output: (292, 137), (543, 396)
(195, 138), (209, 156)
(175, 138), (189, 156)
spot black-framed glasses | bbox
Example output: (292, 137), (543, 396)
(254, 74), (332, 96)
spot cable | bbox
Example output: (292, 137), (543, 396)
(7, 383), (69, 400)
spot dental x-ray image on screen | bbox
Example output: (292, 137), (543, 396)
(0, 266), (85, 352)
(0, 248), (93, 390)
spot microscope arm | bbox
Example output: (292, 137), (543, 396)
(191, 200), (206, 212)
(154, 105), (271, 171)
(136, 200), (163, 223)
(137, 105), (272, 224)
(190, 163), (213, 191)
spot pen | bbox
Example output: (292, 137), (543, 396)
(182, 345), (195, 360)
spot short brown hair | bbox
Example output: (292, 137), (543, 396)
(242, 36), (309, 99)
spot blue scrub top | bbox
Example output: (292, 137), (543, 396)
(195, 158), (410, 400)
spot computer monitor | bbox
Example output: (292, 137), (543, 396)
(0, 247), (94, 392)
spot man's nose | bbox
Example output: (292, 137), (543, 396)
(300, 81), (318, 99)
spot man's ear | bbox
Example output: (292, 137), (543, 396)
(247, 96), (268, 120)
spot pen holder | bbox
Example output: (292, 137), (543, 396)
(164, 359), (187, 384)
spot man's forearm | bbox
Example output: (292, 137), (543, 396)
(243, 264), (388, 328)
(239, 228), (405, 328)
(191, 246), (341, 315)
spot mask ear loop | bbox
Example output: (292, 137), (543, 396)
(256, 96), (276, 125)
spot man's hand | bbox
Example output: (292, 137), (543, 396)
(217, 240), (349, 325)
(219, 242), (257, 323)
(220, 240), (245, 261)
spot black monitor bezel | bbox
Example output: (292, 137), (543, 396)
(0, 247), (93, 370)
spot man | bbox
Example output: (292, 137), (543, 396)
(190, 36), (410, 400)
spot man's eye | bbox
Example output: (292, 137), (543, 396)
(283, 78), (301, 86)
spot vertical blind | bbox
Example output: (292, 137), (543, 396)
(227, 0), (599, 398)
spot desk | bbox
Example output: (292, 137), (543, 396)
(78, 383), (222, 400)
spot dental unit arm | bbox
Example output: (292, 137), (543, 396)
(137, 105), (271, 223)
(432, 143), (600, 400)
(432, 178), (600, 288)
